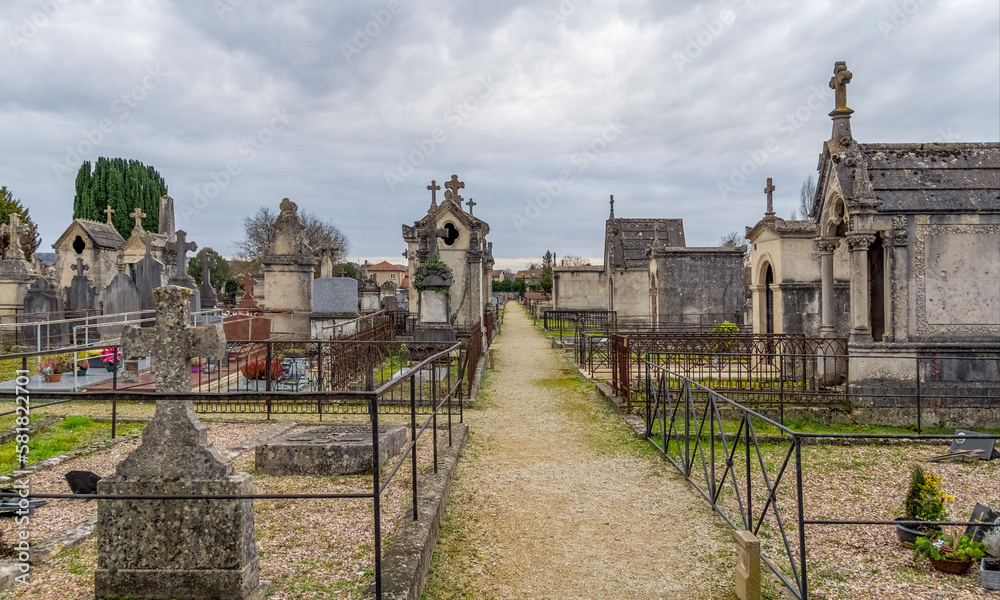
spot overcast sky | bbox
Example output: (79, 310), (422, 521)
(3, 0), (998, 270)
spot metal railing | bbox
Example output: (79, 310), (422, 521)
(3, 342), (465, 599)
(644, 360), (999, 600)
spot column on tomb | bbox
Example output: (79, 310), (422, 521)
(816, 238), (839, 337)
(846, 233), (875, 344)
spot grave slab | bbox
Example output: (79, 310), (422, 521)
(255, 424), (408, 476)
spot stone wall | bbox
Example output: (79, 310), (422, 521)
(650, 247), (746, 326)
(553, 266), (607, 311)
(609, 269), (649, 318)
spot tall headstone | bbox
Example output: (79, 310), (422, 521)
(21, 277), (67, 347)
(312, 277), (359, 314)
(199, 253), (218, 309)
(103, 268), (141, 315)
(414, 261), (456, 343)
(66, 258), (98, 313)
(359, 274), (380, 312)
(235, 272), (262, 312)
(96, 286), (264, 599)
(167, 229), (200, 312)
(134, 240), (166, 311)
(261, 199), (313, 335)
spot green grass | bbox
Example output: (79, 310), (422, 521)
(0, 416), (145, 472)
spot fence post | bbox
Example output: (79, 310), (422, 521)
(317, 342), (323, 419)
(370, 391), (382, 600)
(795, 436), (807, 600)
(779, 357), (785, 427)
(410, 368), (418, 520)
(915, 356), (922, 434)
(432, 362), (439, 474)
(746, 414), (752, 530)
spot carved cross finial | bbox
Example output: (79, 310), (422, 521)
(466, 197), (477, 215)
(427, 180), (441, 207)
(830, 61), (852, 110)
(168, 230), (197, 276)
(609, 194), (615, 218)
(444, 175), (464, 203)
(3, 213), (29, 259)
(71, 257), (90, 276)
(764, 178), (776, 217)
(104, 204), (115, 224)
(130, 207), (146, 231)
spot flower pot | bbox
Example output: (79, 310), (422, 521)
(895, 517), (936, 545)
(105, 364), (117, 372)
(76, 369), (88, 377)
(983, 558), (1000, 590)
(929, 557), (974, 575)
(46, 373), (62, 383)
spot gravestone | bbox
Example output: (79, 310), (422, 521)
(965, 502), (1000, 542)
(134, 241), (166, 311)
(255, 424), (408, 476)
(949, 429), (997, 461)
(359, 274), (380, 312)
(312, 277), (358, 313)
(415, 266), (456, 343)
(381, 296), (398, 312)
(235, 272), (262, 311)
(158, 195), (176, 242)
(66, 258), (98, 312)
(96, 285), (264, 599)
(103, 270), (141, 314)
(21, 277), (67, 347)
(167, 230), (200, 312)
(223, 315), (272, 341)
(199, 253), (218, 309)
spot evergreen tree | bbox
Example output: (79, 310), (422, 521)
(187, 247), (231, 288)
(539, 250), (554, 294)
(72, 157), (167, 238)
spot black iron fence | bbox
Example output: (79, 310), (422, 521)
(2, 342), (465, 599)
(643, 361), (999, 600)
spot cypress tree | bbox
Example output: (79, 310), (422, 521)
(72, 157), (167, 238)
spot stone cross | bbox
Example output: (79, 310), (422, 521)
(168, 229), (197, 277)
(830, 61), (852, 110)
(130, 207), (146, 231)
(609, 194), (615, 218)
(3, 213), (29, 260)
(200, 253), (216, 288)
(104, 204), (115, 224)
(427, 180), (441, 207)
(71, 257), (89, 277)
(121, 285), (224, 393)
(466, 197), (477, 215)
(764, 178), (775, 218)
(237, 272), (258, 298)
(444, 174), (464, 202)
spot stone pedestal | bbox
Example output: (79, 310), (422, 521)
(255, 424), (407, 476)
(735, 529), (760, 600)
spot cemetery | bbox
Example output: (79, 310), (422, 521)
(0, 64), (994, 600)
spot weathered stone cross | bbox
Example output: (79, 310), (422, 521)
(427, 180), (441, 206)
(3, 213), (28, 260)
(122, 285), (225, 393)
(200, 253), (216, 288)
(764, 178), (776, 217)
(130, 207), (146, 231)
(466, 197), (477, 215)
(609, 194), (615, 218)
(237, 271), (258, 298)
(830, 61), (852, 110)
(168, 229), (197, 277)
(70, 257), (89, 277)
(444, 174), (464, 202)
(104, 204), (115, 224)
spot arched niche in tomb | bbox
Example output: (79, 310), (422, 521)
(73, 235), (86, 254)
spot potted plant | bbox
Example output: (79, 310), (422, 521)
(100, 348), (122, 372)
(39, 358), (62, 382)
(76, 360), (89, 377)
(895, 465), (951, 545)
(913, 527), (986, 575)
(983, 527), (1000, 590)
(240, 358), (284, 391)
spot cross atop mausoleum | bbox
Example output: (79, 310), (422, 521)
(609, 194), (614, 219)
(764, 178), (776, 218)
(830, 61), (852, 110)
(444, 175), (464, 203)
(427, 180), (441, 207)
(130, 207), (146, 232)
(104, 204), (115, 224)
(466, 197), (476, 216)
(3, 213), (29, 260)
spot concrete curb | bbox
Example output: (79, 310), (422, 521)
(368, 422), (469, 600)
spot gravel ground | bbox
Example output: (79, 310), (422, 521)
(423, 305), (736, 600)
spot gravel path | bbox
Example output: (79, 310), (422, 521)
(424, 304), (735, 600)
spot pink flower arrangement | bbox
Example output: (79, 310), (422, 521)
(100, 348), (122, 364)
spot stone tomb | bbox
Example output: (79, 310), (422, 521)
(255, 424), (408, 476)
